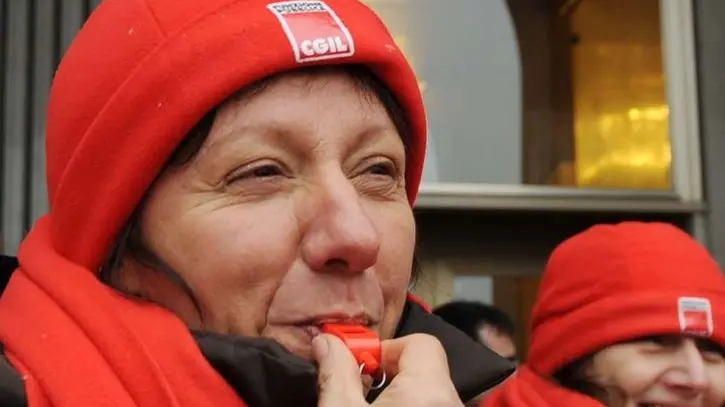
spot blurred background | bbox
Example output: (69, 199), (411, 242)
(2, 0), (724, 363)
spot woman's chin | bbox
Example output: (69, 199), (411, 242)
(265, 325), (317, 362)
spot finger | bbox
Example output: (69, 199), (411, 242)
(313, 334), (368, 407)
(379, 333), (450, 378)
(362, 375), (373, 396)
(373, 335), (462, 407)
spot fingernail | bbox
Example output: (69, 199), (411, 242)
(312, 335), (329, 360)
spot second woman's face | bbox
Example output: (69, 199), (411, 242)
(590, 335), (725, 407)
(122, 69), (417, 361)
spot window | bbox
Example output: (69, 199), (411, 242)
(363, 0), (678, 191)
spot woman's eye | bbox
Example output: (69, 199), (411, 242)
(251, 165), (282, 177)
(697, 340), (725, 361)
(366, 162), (396, 177)
(642, 335), (679, 348)
(645, 336), (667, 345)
(702, 349), (725, 362)
(231, 164), (283, 182)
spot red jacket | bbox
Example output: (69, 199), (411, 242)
(482, 366), (605, 407)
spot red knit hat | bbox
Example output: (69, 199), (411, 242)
(45, 0), (427, 271)
(527, 221), (725, 376)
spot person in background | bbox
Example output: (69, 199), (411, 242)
(434, 301), (518, 363)
(484, 222), (725, 407)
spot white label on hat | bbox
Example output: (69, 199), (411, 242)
(678, 296), (713, 337)
(267, 1), (356, 63)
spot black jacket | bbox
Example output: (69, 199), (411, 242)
(0, 255), (514, 407)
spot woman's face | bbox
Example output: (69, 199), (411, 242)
(589, 335), (725, 407)
(123, 69), (416, 361)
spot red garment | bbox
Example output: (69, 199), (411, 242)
(527, 222), (725, 376)
(0, 0), (426, 406)
(406, 293), (433, 313)
(482, 366), (604, 407)
(486, 222), (725, 407)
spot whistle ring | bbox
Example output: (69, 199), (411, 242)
(359, 363), (387, 390)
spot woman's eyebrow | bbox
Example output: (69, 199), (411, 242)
(202, 123), (297, 157)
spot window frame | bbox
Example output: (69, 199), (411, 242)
(415, 0), (703, 213)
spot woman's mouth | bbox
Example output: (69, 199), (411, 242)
(267, 313), (377, 360)
(293, 314), (374, 336)
(296, 313), (373, 327)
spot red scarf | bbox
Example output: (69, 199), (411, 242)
(482, 366), (605, 407)
(0, 218), (247, 406)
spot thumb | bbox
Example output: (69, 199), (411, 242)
(313, 334), (368, 407)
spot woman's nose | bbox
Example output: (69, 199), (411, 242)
(300, 174), (380, 274)
(662, 339), (710, 393)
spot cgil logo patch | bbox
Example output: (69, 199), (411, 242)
(267, 0), (355, 63)
(678, 296), (713, 336)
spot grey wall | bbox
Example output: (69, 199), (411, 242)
(365, 0), (524, 184)
(695, 0), (725, 266)
(1, 0), (101, 254)
(414, 209), (691, 271)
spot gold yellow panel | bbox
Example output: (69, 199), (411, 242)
(572, 0), (671, 190)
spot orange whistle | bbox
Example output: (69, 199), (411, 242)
(321, 323), (381, 376)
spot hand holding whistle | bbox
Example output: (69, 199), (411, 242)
(314, 329), (461, 407)
(321, 323), (385, 386)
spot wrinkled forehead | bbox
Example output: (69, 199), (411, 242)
(218, 67), (387, 120)
(158, 65), (413, 184)
(203, 66), (410, 154)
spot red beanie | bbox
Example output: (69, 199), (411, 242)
(527, 221), (725, 376)
(45, 0), (426, 271)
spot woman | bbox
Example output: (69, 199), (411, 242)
(0, 0), (515, 406)
(484, 222), (725, 407)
